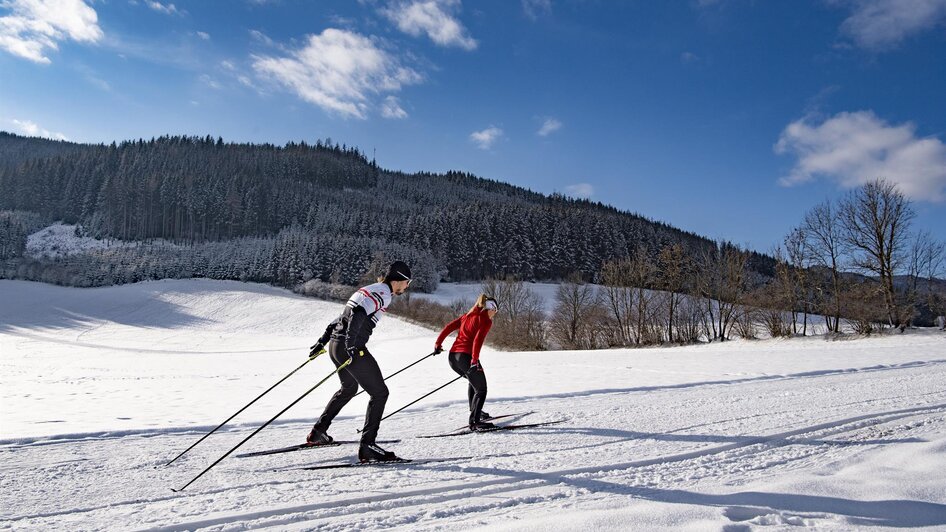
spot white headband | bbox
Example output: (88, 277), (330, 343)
(483, 300), (498, 311)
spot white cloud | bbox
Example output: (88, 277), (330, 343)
(381, 0), (477, 50)
(11, 118), (68, 140)
(775, 110), (946, 202)
(199, 74), (221, 89)
(249, 29), (279, 48)
(196, 31), (210, 40)
(381, 95), (408, 119)
(0, 0), (103, 64)
(252, 28), (423, 119)
(146, 1), (180, 16)
(328, 14), (356, 27)
(564, 183), (594, 199)
(522, 0), (551, 20)
(220, 60), (235, 70)
(470, 126), (502, 149)
(832, 0), (946, 50)
(681, 51), (699, 63)
(537, 117), (562, 137)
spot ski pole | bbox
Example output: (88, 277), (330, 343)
(357, 374), (464, 432)
(354, 351), (437, 397)
(173, 358), (350, 492)
(164, 351), (324, 467)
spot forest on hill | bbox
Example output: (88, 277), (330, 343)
(0, 132), (770, 290)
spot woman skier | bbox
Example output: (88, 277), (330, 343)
(306, 261), (412, 462)
(434, 294), (499, 431)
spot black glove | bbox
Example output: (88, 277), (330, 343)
(433, 345), (443, 355)
(309, 342), (326, 359)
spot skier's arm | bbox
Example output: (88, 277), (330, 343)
(316, 320), (335, 345)
(470, 319), (492, 365)
(309, 319), (337, 358)
(339, 286), (382, 356)
(344, 306), (370, 355)
(435, 316), (463, 349)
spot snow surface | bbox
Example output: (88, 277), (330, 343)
(2, 279), (946, 531)
(26, 223), (178, 259)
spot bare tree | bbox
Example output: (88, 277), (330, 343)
(841, 279), (887, 334)
(912, 232), (946, 326)
(784, 227), (811, 335)
(770, 246), (796, 333)
(657, 243), (690, 343)
(759, 251), (793, 338)
(628, 248), (661, 344)
(674, 294), (706, 343)
(803, 200), (844, 332)
(697, 243), (749, 341)
(550, 272), (601, 349)
(600, 258), (635, 346)
(839, 179), (915, 329)
(599, 249), (662, 345)
(481, 276), (547, 350)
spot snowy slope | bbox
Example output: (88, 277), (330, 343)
(1, 279), (945, 531)
(25, 222), (180, 259)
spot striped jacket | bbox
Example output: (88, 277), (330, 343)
(317, 282), (393, 352)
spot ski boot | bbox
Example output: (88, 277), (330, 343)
(469, 419), (497, 432)
(479, 411), (492, 421)
(306, 425), (334, 446)
(358, 442), (400, 462)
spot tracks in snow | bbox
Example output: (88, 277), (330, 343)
(4, 357), (946, 531)
(146, 402), (946, 531)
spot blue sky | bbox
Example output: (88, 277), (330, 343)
(2, 0), (945, 251)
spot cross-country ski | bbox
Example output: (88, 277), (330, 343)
(419, 419), (568, 439)
(236, 439), (401, 458)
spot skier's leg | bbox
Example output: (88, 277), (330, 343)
(467, 364), (488, 425)
(468, 380), (475, 412)
(447, 352), (476, 412)
(314, 341), (359, 431)
(346, 350), (389, 445)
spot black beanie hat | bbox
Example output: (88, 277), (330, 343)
(384, 260), (412, 283)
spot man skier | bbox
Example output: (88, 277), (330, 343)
(306, 260), (412, 462)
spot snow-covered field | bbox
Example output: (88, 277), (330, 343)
(2, 279), (946, 531)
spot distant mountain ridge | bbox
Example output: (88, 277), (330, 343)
(0, 132), (774, 287)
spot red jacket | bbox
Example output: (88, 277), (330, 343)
(435, 307), (493, 364)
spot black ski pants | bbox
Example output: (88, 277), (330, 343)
(448, 352), (487, 424)
(315, 340), (389, 445)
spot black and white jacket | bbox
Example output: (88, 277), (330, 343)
(316, 282), (393, 352)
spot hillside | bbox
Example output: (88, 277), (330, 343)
(0, 132), (775, 288)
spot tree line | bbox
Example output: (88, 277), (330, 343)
(389, 180), (944, 351)
(0, 132), (757, 285)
